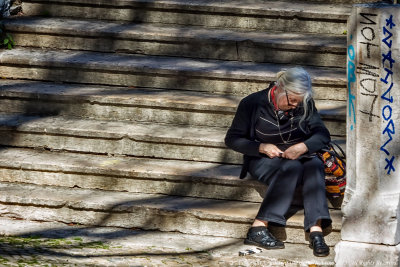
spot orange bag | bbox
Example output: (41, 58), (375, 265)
(317, 142), (346, 198)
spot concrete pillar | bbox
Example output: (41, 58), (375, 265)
(335, 3), (400, 266)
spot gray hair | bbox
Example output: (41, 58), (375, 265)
(275, 67), (314, 132)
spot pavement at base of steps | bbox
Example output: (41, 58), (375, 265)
(0, 217), (336, 266)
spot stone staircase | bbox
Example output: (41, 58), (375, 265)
(0, 0), (375, 262)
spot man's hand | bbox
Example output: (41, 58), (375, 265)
(282, 143), (308, 160)
(259, 143), (284, 158)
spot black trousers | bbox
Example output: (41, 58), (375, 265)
(248, 156), (332, 231)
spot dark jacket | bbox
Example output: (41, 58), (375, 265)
(225, 85), (331, 178)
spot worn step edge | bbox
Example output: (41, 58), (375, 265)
(0, 147), (264, 202)
(0, 147), (345, 209)
(0, 80), (241, 113)
(297, 0), (377, 3)
(4, 17), (347, 52)
(0, 79), (347, 136)
(0, 113), (227, 147)
(0, 93), (346, 133)
(0, 48), (346, 85)
(0, 90), (346, 137)
(0, 110), (347, 164)
(0, 80), (347, 137)
(0, 79), (346, 116)
(21, 0), (351, 20)
(0, 146), (343, 204)
(0, 79), (242, 128)
(3, 17), (346, 67)
(0, 48), (346, 97)
(21, 0), (351, 34)
(0, 181), (342, 244)
(20, 3), (348, 35)
(0, 113), (243, 164)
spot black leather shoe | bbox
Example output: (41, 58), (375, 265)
(309, 232), (330, 257)
(244, 226), (284, 249)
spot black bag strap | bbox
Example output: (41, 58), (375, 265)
(330, 141), (346, 160)
(320, 141), (346, 164)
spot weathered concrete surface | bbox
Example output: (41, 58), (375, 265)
(0, 80), (241, 112)
(4, 17), (346, 67)
(0, 114), (242, 164)
(0, 48), (346, 97)
(0, 182), (342, 245)
(301, 0), (378, 3)
(342, 3), (400, 245)
(336, 3), (400, 266)
(0, 113), (347, 164)
(0, 80), (241, 128)
(22, 0), (350, 34)
(0, 147), (344, 210)
(335, 241), (400, 267)
(0, 147), (257, 202)
(0, 217), (336, 266)
(0, 80), (346, 135)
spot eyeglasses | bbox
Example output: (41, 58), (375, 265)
(284, 89), (302, 108)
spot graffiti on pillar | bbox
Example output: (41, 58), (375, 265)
(348, 41), (356, 131)
(357, 13), (381, 123)
(380, 14), (396, 175)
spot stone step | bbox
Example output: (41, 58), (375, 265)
(0, 48), (346, 98)
(0, 113), (242, 164)
(0, 146), (343, 210)
(297, 0), (377, 3)
(0, 147), (250, 202)
(21, 0), (351, 34)
(0, 80), (346, 135)
(0, 181), (342, 245)
(0, 217), (337, 266)
(3, 17), (346, 67)
(0, 80), (241, 128)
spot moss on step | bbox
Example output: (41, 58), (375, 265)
(0, 235), (121, 266)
